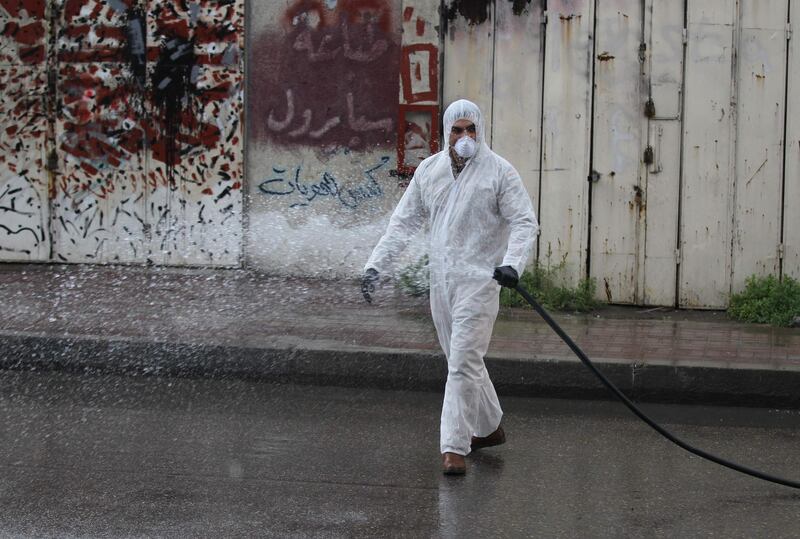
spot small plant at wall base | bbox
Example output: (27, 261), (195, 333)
(498, 263), (600, 312)
(727, 274), (800, 327)
(397, 256), (600, 312)
(398, 254), (430, 297)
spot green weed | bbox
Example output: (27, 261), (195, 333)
(727, 274), (800, 327)
(397, 254), (430, 297)
(397, 256), (600, 312)
(499, 262), (600, 312)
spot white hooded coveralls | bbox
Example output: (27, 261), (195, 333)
(365, 100), (539, 455)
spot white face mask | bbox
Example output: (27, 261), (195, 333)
(454, 135), (477, 158)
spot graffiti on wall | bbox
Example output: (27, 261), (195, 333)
(0, 0), (245, 264)
(396, 6), (439, 178)
(259, 156), (389, 209)
(0, 0), (46, 64)
(56, 0), (243, 194)
(0, 1), (49, 259)
(397, 104), (438, 176)
(250, 0), (401, 151)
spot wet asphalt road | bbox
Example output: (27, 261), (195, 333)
(0, 371), (799, 538)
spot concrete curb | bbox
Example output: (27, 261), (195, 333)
(2, 332), (799, 408)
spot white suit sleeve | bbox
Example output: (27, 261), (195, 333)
(498, 168), (539, 275)
(364, 177), (427, 273)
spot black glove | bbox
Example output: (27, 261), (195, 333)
(361, 268), (379, 303)
(493, 265), (519, 288)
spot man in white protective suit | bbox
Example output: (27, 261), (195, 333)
(361, 99), (539, 475)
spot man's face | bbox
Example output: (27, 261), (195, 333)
(448, 118), (477, 148)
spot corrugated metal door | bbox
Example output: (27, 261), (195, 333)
(442, 1), (495, 144)
(731, 1), (788, 291)
(491, 0), (544, 263)
(51, 2), (149, 263)
(589, 0), (646, 304)
(0, 1), (50, 261)
(786, 0), (800, 280)
(589, 0), (685, 306)
(537, 0), (594, 284)
(678, 1), (737, 308)
(641, 0), (683, 307)
(1, 0), (244, 266)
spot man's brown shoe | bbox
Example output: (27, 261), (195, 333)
(442, 452), (466, 475)
(470, 426), (506, 451)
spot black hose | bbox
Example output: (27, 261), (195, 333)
(513, 284), (800, 490)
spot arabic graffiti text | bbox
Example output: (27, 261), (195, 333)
(258, 156), (390, 209)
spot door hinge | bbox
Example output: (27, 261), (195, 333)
(675, 248), (681, 262)
(643, 145), (654, 165)
(682, 28), (688, 44)
(778, 243), (785, 259)
(47, 69), (57, 93)
(644, 98), (656, 118)
(787, 23), (792, 40)
(543, 10), (548, 25)
(46, 149), (58, 172)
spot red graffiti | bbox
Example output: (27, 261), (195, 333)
(401, 43), (438, 103)
(0, 0), (46, 64)
(251, 0), (400, 150)
(397, 104), (439, 177)
(51, 1), (243, 197)
(0, 0), (45, 18)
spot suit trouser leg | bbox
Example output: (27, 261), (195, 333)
(437, 283), (502, 455)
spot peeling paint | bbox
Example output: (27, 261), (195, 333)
(509, 0), (532, 16)
(445, 0), (491, 26)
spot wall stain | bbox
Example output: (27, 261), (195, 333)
(445, 0), (491, 26)
(509, 0), (532, 16)
(633, 185), (645, 219)
(444, 0), (536, 23)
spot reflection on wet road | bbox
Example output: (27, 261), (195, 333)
(0, 371), (799, 537)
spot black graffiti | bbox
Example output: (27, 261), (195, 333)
(259, 156), (389, 209)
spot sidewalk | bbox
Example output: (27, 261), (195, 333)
(2, 264), (800, 408)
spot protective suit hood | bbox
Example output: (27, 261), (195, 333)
(443, 99), (487, 151)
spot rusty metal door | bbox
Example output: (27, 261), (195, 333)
(640, 0), (684, 307)
(537, 0), (594, 285)
(589, 0), (647, 305)
(589, 0), (686, 306)
(786, 0), (800, 280)
(731, 1), (789, 292)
